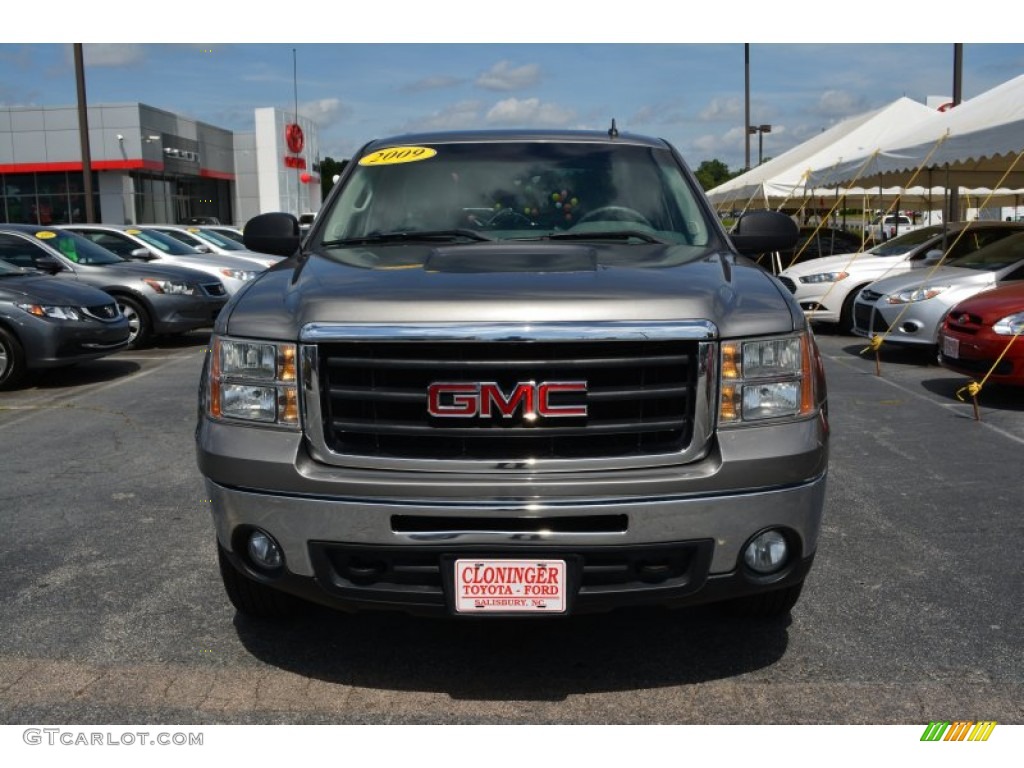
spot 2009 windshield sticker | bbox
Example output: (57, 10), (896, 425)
(35, 231), (57, 239)
(359, 146), (437, 167)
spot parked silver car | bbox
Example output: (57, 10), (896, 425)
(144, 225), (280, 268)
(852, 230), (1024, 347)
(779, 222), (1024, 332)
(0, 224), (227, 348)
(61, 224), (266, 295)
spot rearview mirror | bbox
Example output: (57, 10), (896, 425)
(729, 211), (799, 256)
(244, 212), (301, 257)
(33, 255), (64, 274)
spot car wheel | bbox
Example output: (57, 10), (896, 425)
(838, 287), (865, 335)
(115, 295), (151, 349)
(0, 326), (28, 390)
(724, 581), (804, 619)
(217, 544), (304, 620)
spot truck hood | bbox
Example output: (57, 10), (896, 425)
(219, 242), (801, 340)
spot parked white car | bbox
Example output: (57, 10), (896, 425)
(778, 223), (1024, 332)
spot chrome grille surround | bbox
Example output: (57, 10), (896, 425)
(299, 321), (718, 474)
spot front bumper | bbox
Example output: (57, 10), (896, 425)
(16, 315), (130, 369)
(939, 329), (1024, 384)
(205, 471), (827, 615)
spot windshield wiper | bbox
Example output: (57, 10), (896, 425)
(321, 229), (494, 247)
(546, 230), (669, 244)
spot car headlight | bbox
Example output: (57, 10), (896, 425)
(886, 285), (950, 304)
(719, 332), (819, 424)
(993, 312), (1024, 336)
(205, 336), (299, 427)
(16, 302), (85, 321)
(799, 271), (849, 284)
(142, 278), (197, 295)
(220, 268), (259, 281)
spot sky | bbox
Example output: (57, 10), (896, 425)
(2, 4), (1023, 172)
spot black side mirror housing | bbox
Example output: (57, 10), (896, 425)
(729, 211), (800, 256)
(34, 255), (64, 274)
(244, 213), (301, 257)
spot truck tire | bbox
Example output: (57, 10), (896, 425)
(0, 326), (28, 390)
(217, 545), (304, 620)
(725, 581), (804, 619)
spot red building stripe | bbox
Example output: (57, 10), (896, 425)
(0, 159), (165, 174)
(199, 168), (235, 181)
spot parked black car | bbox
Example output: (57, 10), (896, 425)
(0, 259), (130, 389)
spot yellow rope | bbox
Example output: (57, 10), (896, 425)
(955, 331), (1022, 401)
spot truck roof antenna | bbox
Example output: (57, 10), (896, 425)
(608, 119), (619, 139)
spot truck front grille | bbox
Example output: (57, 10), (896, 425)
(314, 338), (701, 461)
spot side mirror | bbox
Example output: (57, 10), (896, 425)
(729, 210), (799, 256)
(244, 212), (301, 257)
(127, 247), (152, 261)
(193, 244), (212, 254)
(34, 255), (65, 274)
(913, 249), (944, 268)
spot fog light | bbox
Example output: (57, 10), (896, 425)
(247, 529), (283, 571)
(743, 530), (789, 574)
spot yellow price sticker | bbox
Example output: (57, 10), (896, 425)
(126, 229), (141, 235)
(359, 146), (437, 167)
(35, 231), (57, 239)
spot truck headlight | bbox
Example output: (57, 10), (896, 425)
(719, 332), (818, 424)
(206, 337), (299, 427)
(993, 312), (1024, 336)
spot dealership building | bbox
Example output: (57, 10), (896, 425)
(0, 103), (322, 227)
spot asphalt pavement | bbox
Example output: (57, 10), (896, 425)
(0, 328), (1021, 725)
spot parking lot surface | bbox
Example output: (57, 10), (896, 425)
(0, 329), (1021, 724)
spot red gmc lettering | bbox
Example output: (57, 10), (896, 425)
(428, 382), (587, 418)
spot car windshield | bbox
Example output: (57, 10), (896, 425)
(48, 230), (125, 265)
(866, 226), (944, 256)
(191, 228), (245, 250)
(948, 231), (1024, 271)
(130, 228), (202, 255)
(316, 141), (714, 250)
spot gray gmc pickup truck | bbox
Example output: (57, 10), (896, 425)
(196, 129), (829, 620)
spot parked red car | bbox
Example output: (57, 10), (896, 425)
(938, 281), (1024, 386)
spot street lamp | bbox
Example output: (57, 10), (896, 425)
(748, 124), (772, 165)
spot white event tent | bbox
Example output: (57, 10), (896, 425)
(707, 97), (937, 212)
(806, 73), (1024, 193)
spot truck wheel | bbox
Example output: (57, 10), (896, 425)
(217, 545), (303, 620)
(0, 326), (28, 390)
(725, 581), (804, 619)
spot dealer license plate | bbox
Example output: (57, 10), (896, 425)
(942, 334), (959, 359)
(454, 559), (567, 614)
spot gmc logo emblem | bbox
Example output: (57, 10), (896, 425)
(428, 381), (588, 419)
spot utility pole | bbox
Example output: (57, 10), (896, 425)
(948, 44), (963, 223)
(74, 44), (96, 223)
(744, 44), (751, 172)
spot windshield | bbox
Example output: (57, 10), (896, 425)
(50, 230), (125, 265)
(190, 228), (246, 250)
(130, 229), (203, 255)
(948, 231), (1024, 271)
(316, 141), (714, 249)
(867, 225), (944, 256)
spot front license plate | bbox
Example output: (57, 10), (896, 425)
(454, 559), (567, 614)
(943, 334), (959, 359)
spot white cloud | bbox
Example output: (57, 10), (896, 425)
(299, 97), (350, 127)
(485, 97), (575, 127)
(811, 90), (869, 118)
(699, 97), (742, 122)
(406, 101), (484, 131)
(475, 61), (542, 92)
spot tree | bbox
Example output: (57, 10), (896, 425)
(694, 159), (737, 192)
(319, 157), (349, 199)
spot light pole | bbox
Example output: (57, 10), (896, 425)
(748, 124), (772, 165)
